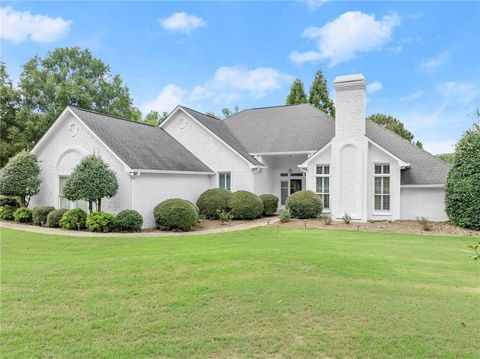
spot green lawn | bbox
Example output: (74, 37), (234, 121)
(1, 227), (479, 358)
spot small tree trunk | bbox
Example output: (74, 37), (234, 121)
(97, 198), (102, 212)
(89, 201), (93, 213)
(20, 196), (27, 207)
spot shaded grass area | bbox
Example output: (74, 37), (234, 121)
(1, 227), (479, 358)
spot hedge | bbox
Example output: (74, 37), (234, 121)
(259, 194), (279, 216)
(154, 198), (198, 231)
(286, 190), (322, 219)
(196, 188), (232, 219)
(114, 209), (143, 232)
(228, 191), (263, 220)
(0, 205), (15, 220)
(0, 197), (20, 209)
(32, 206), (55, 226)
(60, 208), (88, 230)
(86, 211), (115, 232)
(46, 209), (69, 228)
(14, 207), (32, 223)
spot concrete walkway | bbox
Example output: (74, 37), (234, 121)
(0, 217), (279, 238)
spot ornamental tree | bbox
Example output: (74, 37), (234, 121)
(286, 79), (307, 105)
(308, 70), (335, 117)
(0, 150), (41, 206)
(445, 120), (480, 230)
(63, 155), (118, 213)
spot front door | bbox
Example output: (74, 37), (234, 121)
(290, 178), (302, 194)
(280, 173), (304, 205)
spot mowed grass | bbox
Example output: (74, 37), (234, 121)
(1, 227), (479, 358)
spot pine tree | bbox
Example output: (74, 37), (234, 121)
(286, 79), (307, 105)
(308, 70), (335, 117)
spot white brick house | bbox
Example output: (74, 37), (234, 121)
(31, 74), (450, 227)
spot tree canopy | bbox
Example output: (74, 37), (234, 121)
(445, 119), (480, 230)
(436, 153), (455, 165)
(367, 113), (423, 147)
(17, 47), (141, 148)
(308, 70), (335, 117)
(63, 155), (119, 213)
(286, 79), (307, 105)
(144, 110), (169, 126)
(0, 150), (40, 206)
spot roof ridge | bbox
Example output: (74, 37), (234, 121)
(179, 105), (222, 120)
(226, 103), (334, 122)
(366, 118), (450, 168)
(68, 105), (156, 128)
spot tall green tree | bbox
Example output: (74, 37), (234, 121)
(144, 110), (169, 126)
(18, 47), (141, 148)
(308, 70), (335, 117)
(367, 113), (423, 148)
(0, 62), (23, 167)
(445, 118), (480, 230)
(0, 150), (41, 206)
(286, 79), (307, 105)
(63, 155), (119, 213)
(436, 153), (455, 164)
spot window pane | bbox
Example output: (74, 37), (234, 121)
(324, 194), (330, 209)
(76, 200), (89, 212)
(291, 173), (303, 177)
(383, 165), (390, 174)
(59, 196), (70, 209)
(324, 177), (329, 193)
(219, 174), (225, 189)
(324, 165), (330, 175)
(59, 177), (67, 195)
(226, 173), (231, 191)
(383, 195), (390, 210)
(374, 195), (382, 210)
(374, 165), (382, 174)
(316, 177), (323, 193)
(280, 173), (288, 177)
(316, 166), (323, 175)
(374, 177), (382, 194)
(281, 181), (288, 205)
(383, 177), (390, 194)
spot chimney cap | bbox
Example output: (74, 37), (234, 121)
(334, 74), (366, 90)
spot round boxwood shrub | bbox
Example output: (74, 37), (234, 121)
(154, 198), (198, 231)
(0, 205), (15, 220)
(0, 197), (20, 209)
(46, 209), (69, 228)
(13, 207), (32, 223)
(196, 188), (232, 219)
(86, 211), (115, 232)
(228, 191), (263, 220)
(259, 194), (279, 216)
(32, 206), (55, 226)
(114, 209), (143, 232)
(60, 208), (87, 230)
(286, 190), (322, 219)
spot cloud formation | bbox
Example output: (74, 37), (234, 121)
(159, 12), (206, 34)
(0, 6), (71, 43)
(367, 80), (383, 93)
(419, 50), (450, 71)
(290, 11), (400, 66)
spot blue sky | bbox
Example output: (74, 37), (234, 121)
(1, 1), (479, 154)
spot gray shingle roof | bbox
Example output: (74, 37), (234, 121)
(225, 104), (335, 153)
(180, 106), (264, 166)
(69, 106), (212, 172)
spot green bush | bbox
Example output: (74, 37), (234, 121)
(13, 207), (32, 223)
(259, 194), (279, 216)
(446, 122), (480, 230)
(228, 191), (263, 220)
(279, 208), (291, 223)
(154, 199), (198, 231)
(60, 208), (87, 230)
(46, 209), (69, 228)
(114, 209), (143, 232)
(32, 206), (55, 226)
(0, 205), (15, 220)
(86, 211), (115, 232)
(196, 188), (232, 219)
(286, 190), (323, 219)
(0, 197), (20, 209)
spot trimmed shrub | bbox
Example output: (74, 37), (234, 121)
(154, 198), (198, 231)
(279, 208), (291, 223)
(228, 191), (263, 220)
(259, 194), (279, 216)
(286, 190), (322, 219)
(32, 206), (55, 226)
(196, 188), (232, 219)
(0, 205), (15, 220)
(114, 209), (143, 232)
(46, 209), (69, 228)
(445, 122), (480, 230)
(0, 197), (20, 209)
(13, 207), (32, 223)
(86, 211), (115, 232)
(60, 208), (87, 230)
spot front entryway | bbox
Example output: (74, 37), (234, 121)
(280, 172), (304, 205)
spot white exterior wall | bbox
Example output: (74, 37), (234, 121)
(163, 110), (254, 192)
(305, 146), (331, 212)
(253, 155), (275, 195)
(400, 187), (447, 221)
(31, 113), (131, 213)
(132, 173), (211, 228)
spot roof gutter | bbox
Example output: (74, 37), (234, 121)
(129, 169), (215, 176)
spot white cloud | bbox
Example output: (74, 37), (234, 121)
(305, 0), (328, 9)
(419, 51), (450, 71)
(0, 6), (71, 43)
(290, 11), (400, 66)
(142, 84), (186, 114)
(367, 80), (383, 93)
(436, 81), (480, 106)
(159, 12), (206, 34)
(402, 90), (425, 101)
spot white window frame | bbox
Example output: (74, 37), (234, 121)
(315, 164), (330, 210)
(218, 172), (231, 191)
(373, 164), (391, 212)
(279, 172), (305, 205)
(58, 175), (89, 211)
